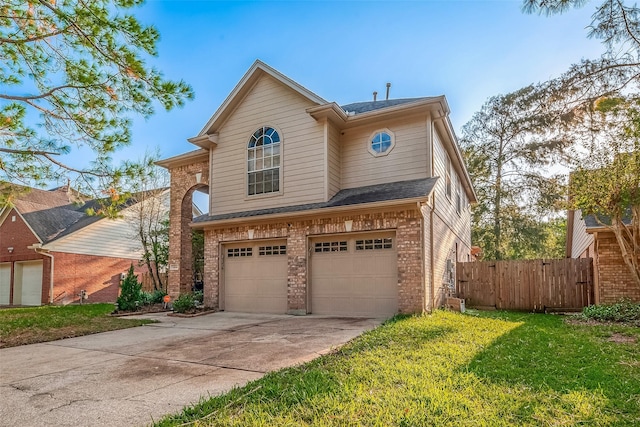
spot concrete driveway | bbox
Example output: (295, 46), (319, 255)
(0, 312), (382, 427)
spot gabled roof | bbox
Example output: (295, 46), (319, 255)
(192, 178), (438, 226)
(8, 186), (101, 244)
(4, 186), (168, 244)
(192, 60), (327, 145)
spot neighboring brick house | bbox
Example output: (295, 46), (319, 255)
(158, 60), (476, 317)
(0, 186), (151, 305)
(567, 209), (639, 304)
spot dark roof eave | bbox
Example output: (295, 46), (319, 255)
(191, 196), (430, 229)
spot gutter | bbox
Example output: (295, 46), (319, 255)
(28, 244), (54, 304)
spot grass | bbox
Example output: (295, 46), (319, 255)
(156, 310), (640, 426)
(0, 303), (154, 348)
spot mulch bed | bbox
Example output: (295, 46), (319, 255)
(111, 303), (171, 317)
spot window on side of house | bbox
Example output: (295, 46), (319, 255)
(445, 155), (452, 200)
(455, 176), (462, 215)
(248, 126), (281, 196)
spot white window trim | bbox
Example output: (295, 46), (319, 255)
(367, 128), (396, 157)
(245, 125), (284, 199)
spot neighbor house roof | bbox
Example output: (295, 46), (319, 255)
(584, 211), (633, 229)
(8, 186), (101, 244)
(192, 178), (438, 226)
(4, 186), (167, 244)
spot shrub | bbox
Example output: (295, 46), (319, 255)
(116, 265), (142, 311)
(582, 299), (640, 324)
(172, 292), (197, 313)
(193, 290), (203, 305)
(150, 289), (168, 304)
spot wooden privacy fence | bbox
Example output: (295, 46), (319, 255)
(456, 258), (594, 312)
(139, 271), (168, 292)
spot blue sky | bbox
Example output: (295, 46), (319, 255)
(104, 1), (603, 166)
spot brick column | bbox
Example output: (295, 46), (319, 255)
(287, 225), (307, 315)
(165, 160), (209, 301)
(397, 216), (425, 313)
(203, 229), (219, 309)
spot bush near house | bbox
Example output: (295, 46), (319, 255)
(172, 291), (203, 314)
(583, 300), (640, 325)
(116, 264), (143, 311)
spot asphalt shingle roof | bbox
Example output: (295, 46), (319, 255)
(193, 178), (438, 223)
(584, 210), (633, 228)
(9, 187), (99, 243)
(340, 97), (436, 114)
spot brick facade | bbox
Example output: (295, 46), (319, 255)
(53, 253), (144, 304)
(166, 159), (210, 299)
(595, 233), (640, 304)
(199, 209), (425, 314)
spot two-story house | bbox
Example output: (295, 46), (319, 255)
(159, 60), (476, 317)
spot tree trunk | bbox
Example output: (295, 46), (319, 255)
(610, 219), (640, 289)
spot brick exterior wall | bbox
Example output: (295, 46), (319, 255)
(199, 209), (425, 315)
(52, 253), (144, 304)
(166, 160), (210, 299)
(595, 232), (640, 304)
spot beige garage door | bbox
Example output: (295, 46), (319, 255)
(0, 263), (10, 305)
(223, 240), (288, 314)
(15, 260), (43, 306)
(311, 232), (398, 317)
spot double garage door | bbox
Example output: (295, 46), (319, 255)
(0, 261), (43, 306)
(222, 232), (398, 317)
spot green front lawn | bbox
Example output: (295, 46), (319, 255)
(0, 303), (153, 348)
(157, 310), (640, 426)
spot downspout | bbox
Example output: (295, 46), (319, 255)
(417, 202), (426, 313)
(430, 115), (437, 312)
(430, 196), (435, 311)
(29, 245), (54, 304)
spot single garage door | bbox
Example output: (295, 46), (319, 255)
(0, 263), (10, 305)
(311, 232), (398, 317)
(223, 240), (288, 313)
(15, 260), (43, 306)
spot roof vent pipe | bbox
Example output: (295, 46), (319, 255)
(373, 91), (377, 102)
(386, 82), (391, 100)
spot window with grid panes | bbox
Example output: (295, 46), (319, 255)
(247, 126), (281, 196)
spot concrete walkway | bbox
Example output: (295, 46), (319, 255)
(0, 312), (382, 427)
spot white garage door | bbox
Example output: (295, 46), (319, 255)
(223, 240), (288, 314)
(311, 232), (398, 317)
(0, 263), (10, 305)
(15, 260), (43, 306)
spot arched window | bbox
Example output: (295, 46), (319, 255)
(247, 126), (281, 195)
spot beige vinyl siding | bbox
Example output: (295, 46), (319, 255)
(340, 118), (428, 189)
(43, 215), (142, 259)
(430, 128), (472, 306)
(327, 123), (341, 199)
(571, 210), (594, 258)
(211, 75), (325, 215)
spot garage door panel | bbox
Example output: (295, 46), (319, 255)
(16, 261), (43, 306)
(311, 232), (398, 317)
(0, 263), (10, 305)
(224, 240), (287, 314)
